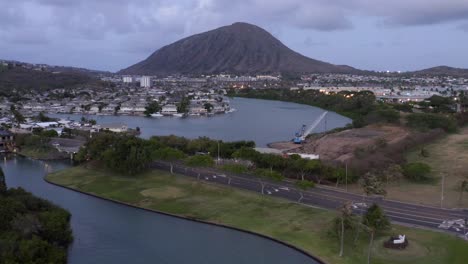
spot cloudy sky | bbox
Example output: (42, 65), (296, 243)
(1, 0), (468, 72)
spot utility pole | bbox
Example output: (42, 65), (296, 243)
(441, 173), (445, 208)
(345, 162), (348, 192)
(464, 218), (467, 239)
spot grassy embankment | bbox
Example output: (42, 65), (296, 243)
(380, 126), (468, 208)
(18, 145), (67, 160)
(46, 166), (467, 264)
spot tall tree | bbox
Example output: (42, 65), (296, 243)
(152, 147), (186, 174)
(339, 202), (353, 257)
(361, 204), (390, 264)
(0, 167), (6, 194)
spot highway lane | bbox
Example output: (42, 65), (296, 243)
(151, 161), (468, 239)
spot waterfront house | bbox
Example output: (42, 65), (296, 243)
(212, 104), (225, 114)
(0, 130), (14, 152)
(97, 123), (128, 133)
(189, 105), (208, 115)
(161, 104), (178, 115)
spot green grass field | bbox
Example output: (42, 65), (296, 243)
(46, 166), (467, 264)
(375, 127), (468, 208)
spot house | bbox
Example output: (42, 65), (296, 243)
(212, 105), (225, 114)
(161, 104), (178, 115)
(89, 105), (100, 113)
(98, 123), (128, 133)
(189, 105), (207, 115)
(35, 122), (59, 128)
(0, 130), (14, 151)
(120, 103), (134, 114)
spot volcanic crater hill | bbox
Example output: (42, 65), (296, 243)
(119, 22), (361, 75)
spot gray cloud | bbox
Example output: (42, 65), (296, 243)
(0, 0), (467, 71)
(304, 38), (329, 47)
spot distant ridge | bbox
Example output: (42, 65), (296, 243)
(410, 66), (468, 77)
(119, 22), (361, 75)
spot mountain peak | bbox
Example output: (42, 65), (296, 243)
(119, 23), (359, 75)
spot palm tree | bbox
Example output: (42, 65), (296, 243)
(362, 204), (390, 264)
(339, 201), (353, 257)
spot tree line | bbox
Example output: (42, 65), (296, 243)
(0, 168), (73, 264)
(75, 132), (357, 187)
(229, 88), (462, 132)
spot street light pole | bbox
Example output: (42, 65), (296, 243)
(345, 162), (348, 192)
(217, 141), (220, 165)
(441, 173), (445, 208)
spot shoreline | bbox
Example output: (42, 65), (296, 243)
(43, 172), (327, 264)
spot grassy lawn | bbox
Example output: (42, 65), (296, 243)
(46, 166), (467, 264)
(372, 127), (468, 208)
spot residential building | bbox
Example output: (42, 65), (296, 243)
(140, 76), (151, 88)
(161, 104), (178, 115)
(122, 76), (134, 83)
(98, 123), (128, 133)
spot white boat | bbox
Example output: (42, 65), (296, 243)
(150, 113), (163, 117)
(226, 108), (237, 113)
(173, 113), (184, 117)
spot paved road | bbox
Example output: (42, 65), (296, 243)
(152, 161), (468, 239)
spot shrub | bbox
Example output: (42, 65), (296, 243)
(221, 164), (249, 174)
(185, 155), (215, 167)
(295, 180), (315, 190)
(406, 113), (458, 133)
(254, 168), (284, 181)
(41, 130), (59, 138)
(420, 148), (430, 157)
(376, 108), (400, 123)
(403, 162), (432, 182)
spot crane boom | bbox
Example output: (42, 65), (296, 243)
(301, 111), (328, 140)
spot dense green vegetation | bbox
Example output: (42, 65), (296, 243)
(185, 155), (215, 167)
(15, 133), (64, 160)
(144, 101), (162, 116)
(402, 162), (433, 182)
(0, 168), (72, 264)
(176, 96), (191, 113)
(406, 113), (458, 133)
(76, 133), (352, 184)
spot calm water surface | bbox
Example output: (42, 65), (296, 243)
(2, 157), (320, 264)
(52, 97), (351, 146)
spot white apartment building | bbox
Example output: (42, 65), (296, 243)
(140, 76), (151, 88)
(122, 76), (134, 83)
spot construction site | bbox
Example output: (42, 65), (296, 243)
(269, 113), (444, 173)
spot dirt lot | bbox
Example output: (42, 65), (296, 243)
(271, 124), (443, 172)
